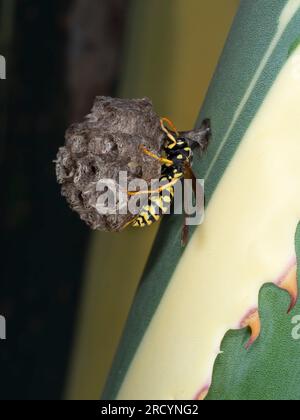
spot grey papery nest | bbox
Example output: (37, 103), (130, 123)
(55, 96), (163, 231)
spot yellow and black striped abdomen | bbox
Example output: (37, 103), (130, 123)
(131, 135), (192, 228)
(131, 175), (175, 227)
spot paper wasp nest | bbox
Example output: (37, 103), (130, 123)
(56, 96), (163, 231)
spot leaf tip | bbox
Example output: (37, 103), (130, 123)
(195, 385), (210, 400)
(241, 309), (261, 349)
(277, 263), (298, 313)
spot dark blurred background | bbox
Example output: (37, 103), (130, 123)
(0, 0), (129, 400)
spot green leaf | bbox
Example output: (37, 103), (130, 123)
(102, 0), (300, 400)
(206, 224), (300, 400)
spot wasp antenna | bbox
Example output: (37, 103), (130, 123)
(160, 117), (178, 148)
(161, 117), (179, 136)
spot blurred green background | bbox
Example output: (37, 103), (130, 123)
(0, 0), (238, 400)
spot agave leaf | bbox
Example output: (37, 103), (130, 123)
(103, 0), (300, 400)
(206, 224), (300, 401)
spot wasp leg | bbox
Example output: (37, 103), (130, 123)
(141, 146), (173, 166)
(127, 178), (178, 196)
(181, 218), (189, 248)
(184, 163), (197, 195)
(181, 164), (205, 247)
(181, 172), (191, 247)
(121, 215), (139, 229)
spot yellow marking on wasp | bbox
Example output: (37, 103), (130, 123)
(177, 154), (183, 160)
(148, 205), (160, 220)
(162, 195), (171, 203)
(134, 221), (146, 227)
(140, 212), (153, 226)
(150, 196), (168, 211)
(131, 216), (142, 227)
(173, 172), (183, 178)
